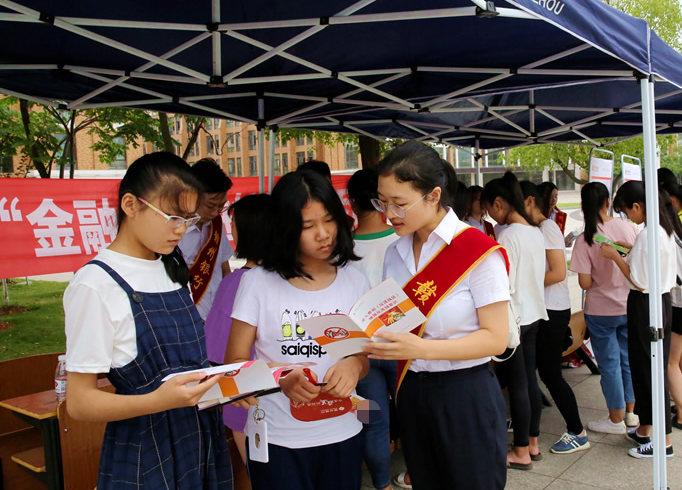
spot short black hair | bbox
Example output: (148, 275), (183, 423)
(229, 194), (271, 263)
(347, 168), (378, 214)
(263, 170), (359, 279)
(296, 160), (332, 180)
(191, 158), (233, 193)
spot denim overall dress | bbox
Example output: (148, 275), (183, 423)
(90, 261), (233, 490)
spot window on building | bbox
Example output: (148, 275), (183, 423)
(214, 135), (220, 154)
(205, 119), (212, 130)
(296, 151), (306, 167)
(226, 120), (234, 128)
(206, 135), (215, 155)
(0, 156), (13, 174)
(110, 137), (127, 169)
(249, 156), (258, 176)
(274, 154), (281, 176)
(344, 142), (359, 169)
(307, 149), (315, 161)
(188, 141), (199, 157)
(295, 137), (305, 146)
(235, 132), (241, 151)
(227, 133), (235, 150)
(274, 136), (281, 149)
(227, 158), (236, 176)
(248, 131), (257, 151)
(171, 116), (182, 135)
(236, 157), (242, 177)
(281, 153), (289, 174)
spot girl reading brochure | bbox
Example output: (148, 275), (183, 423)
(363, 141), (510, 490)
(63, 153), (232, 490)
(226, 169), (370, 490)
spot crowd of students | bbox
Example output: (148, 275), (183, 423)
(61, 143), (682, 490)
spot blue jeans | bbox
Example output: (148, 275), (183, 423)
(355, 359), (397, 490)
(585, 314), (635, 410)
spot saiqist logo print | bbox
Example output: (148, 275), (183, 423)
(279, 308), (340, 358)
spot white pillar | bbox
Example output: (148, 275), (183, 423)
(257, 98), (265, 193)
(641, 75), (667, 490)
(268, 129), (276, 193)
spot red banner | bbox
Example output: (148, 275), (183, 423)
(0, 175), (352, 278)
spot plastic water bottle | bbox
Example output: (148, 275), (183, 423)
(55, 355), (67, 403)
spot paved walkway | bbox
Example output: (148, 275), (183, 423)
(368, 363), (682, 490)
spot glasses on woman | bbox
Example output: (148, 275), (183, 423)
(370, 194), (428, 219)
(137, 197), (202, 229)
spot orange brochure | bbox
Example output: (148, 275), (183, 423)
(161, 360), (314, 409)
(299, 278), (427, 359)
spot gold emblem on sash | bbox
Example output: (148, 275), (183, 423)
(412, 280), (437, 305)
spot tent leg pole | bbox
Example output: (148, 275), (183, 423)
(258, 98), (265, 193)
(475, 140), (482, 186)
(641, 75), (667, 490)
(268, 129), (276, 192)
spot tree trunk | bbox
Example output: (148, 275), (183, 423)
(158, 112), (175, 152)
(182, 121), (204, 161)
(559, 162), (588, 185)
(19, 99), (49, 178)
(358, 135), (381, 169)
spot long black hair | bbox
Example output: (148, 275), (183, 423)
(537, 181), (558, 219)
(613, 180), (682, 240)
(263, 169), (358, 279)
(580, 182), (610, 246)
(482, 171), (536, 226)
(376, 141), (458, 211)
(229, 194), (271, 263)
(464, 185), (483, 221)
(117, 152), (202, 285)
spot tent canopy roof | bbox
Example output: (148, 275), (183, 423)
(1, 0), (681, 149)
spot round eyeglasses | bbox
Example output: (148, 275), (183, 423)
(370, 194), (428, 219)
(137, 197), (202, 229)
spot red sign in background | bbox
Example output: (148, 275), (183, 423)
(0, 175), (352, 278)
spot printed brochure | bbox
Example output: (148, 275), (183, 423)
(299, 277), (427, 358)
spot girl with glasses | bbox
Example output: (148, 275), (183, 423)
(363, 141), (511, 490)
(63, 152), (232, 490)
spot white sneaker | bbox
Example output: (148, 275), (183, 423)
(624, 412), (640, 428)
(587, 418), (626, 434)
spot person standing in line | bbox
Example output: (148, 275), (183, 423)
(64, 152), (232, 490)
(179, 158), (234, 320)
(600, 181), (680, 458)
(570, 182), (639, 433)
(226, 170), (370, 490)
(346, 168), (400, 490)
(365, 141), (511, 490)
(203, 194), (272, 464)
(520, 181), (590, 454)
(482, 172), (550, 469)
(464, 185), (496, 239)
(658, 178), (682, 431)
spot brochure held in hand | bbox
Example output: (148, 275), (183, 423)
(162, 360), (313, 409)
(299, 277), (427, 359)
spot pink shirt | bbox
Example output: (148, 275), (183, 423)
(569, 218), (638, 316)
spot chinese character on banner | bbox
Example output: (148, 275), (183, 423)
(73, 199), (118, 255)
(26, 198), (81, 257)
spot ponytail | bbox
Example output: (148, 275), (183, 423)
(614, 180), (682, 241)
(482, 171), (536, 226)
(580, 182), (610, 246)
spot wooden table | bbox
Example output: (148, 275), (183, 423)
(0, 379), (111, 490)
(0, 388), (63, 490)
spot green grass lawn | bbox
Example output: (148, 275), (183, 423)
(0, 280), (67, 361)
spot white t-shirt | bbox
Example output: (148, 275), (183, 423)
(179, 220), (234, 320)
(497, 223), (548, 325)
(467, 216), (485, 233)
(351, 228), (399, 287)
(231, 265), (368, 449)
(539, 219), (571, 311)
(64, 249), (185, 373)
(382, 209), (510, 372)
(627, 225), (677, 294)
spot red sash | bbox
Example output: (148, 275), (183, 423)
(189, 216), (222, 305)
(397, 227), (509, 392)
(553, 208), (567, 234)
(484, 220), (496, 240)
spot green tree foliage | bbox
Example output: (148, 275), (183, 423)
(606, 0), (682, 50)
